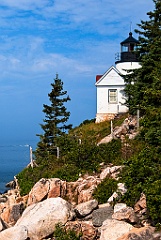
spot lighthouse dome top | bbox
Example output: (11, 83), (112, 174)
(121, 32), (139, 45)
(115, 32), (141, 74)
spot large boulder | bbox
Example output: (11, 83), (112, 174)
(0, 225), (28, 240)
(28, 178), (50, 205)
(65, 176), (101, 206)
(92, 206), (113, 227)
(15, 197), (75, 240)
(77, 185), (96, 204)
(100, 219), (133, 240)
(117, 226), (155, 240)
(112, 206), (138, 224)
(48, 178), (66, 198)
(77, 176), (101, 204)
(0, 190), (24, 224)
(27, 178), (66, 206)
(74, 199), (98, 218)
(9, 203), (25, 224)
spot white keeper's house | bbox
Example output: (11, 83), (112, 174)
(95, 32), (141, 123)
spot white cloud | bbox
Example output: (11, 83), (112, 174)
(0, 0), (47, 10)
(0, 0), (154, 32)
(0, 0), (155, 130)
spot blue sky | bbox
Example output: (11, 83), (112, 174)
(0, 0), (154, 144)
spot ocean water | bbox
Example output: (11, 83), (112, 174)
(0, 140), (37, 193)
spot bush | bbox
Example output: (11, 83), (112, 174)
(62, 140), (100, 173)
(120, 146), (161, 225)
(52, 164), (80, 182)
(53, 224), (81, 240)
(17, 138), (123, 196)
(17, 167), (40, 195)
(93, 177), (118, 204)
(16, 156), (62, 196)
(16, 115), (130, 197)
(97, 139), (123, 165)
(145, 180), (161, 226)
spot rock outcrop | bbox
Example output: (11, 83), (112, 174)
(98, 116), (138, 145)
(0, 197), (75, 240)
(92, 205), (113, 227)
(100, 219), (133, 240)
(112, 206), (138, 224)
(117, 226), (155, 240)
(0, 225), (28, 240)
(74, 199), (98, 218)
(0, 189), (25, 225)
(0, 163), (156, 240)
(27, 178), (66, 206)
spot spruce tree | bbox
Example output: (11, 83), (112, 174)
(124, 0), (161, 146)
(36, 74), (72, 158)
(122, 1), (161, 224)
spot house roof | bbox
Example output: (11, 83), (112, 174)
(95, 65), (124, 86)
(96, 75), (103, 82)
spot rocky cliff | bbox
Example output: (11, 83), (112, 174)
(0, 164), (159, 240)
(0, 117), (160, 239)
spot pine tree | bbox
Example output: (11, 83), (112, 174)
(121, 2), (161, 224)
(36, 74), (72, 158)
(124, 0), (161, 146)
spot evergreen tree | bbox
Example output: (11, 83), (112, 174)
(36, 74), (72, 158)
(124, 0), (161, 146)
(121, 1), (161, 224)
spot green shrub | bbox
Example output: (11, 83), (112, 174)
(53, 224), (81, 240)
(93, 177), (118, 204)
(16, 114), (132, 197)
(145, 180), (161, 226)
(52, 164), (80, 182)
(17, 156), (61, 196)
(120, 146), (161, 225)
(63, 140), (100, 173)
(17, 167), (38, 196)
(97, 139), (123, 165)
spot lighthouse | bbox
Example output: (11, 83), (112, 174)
(115, 32), (140, 74)
(95, 32), (140, 123)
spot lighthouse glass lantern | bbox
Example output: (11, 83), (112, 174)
(115, 32), (140, 74)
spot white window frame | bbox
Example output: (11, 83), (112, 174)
(108, 89), (117, 103)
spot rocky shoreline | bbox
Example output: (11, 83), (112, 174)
(0, 164), (160, 240)
(0, 117), (160, 239)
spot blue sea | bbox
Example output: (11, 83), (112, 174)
(0, 140), (37, 193)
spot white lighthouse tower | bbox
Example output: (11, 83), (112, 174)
(95, 32), (140, 123)
(115, 32), (140, 74)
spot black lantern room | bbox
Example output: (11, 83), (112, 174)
(115, 32), (139, 64)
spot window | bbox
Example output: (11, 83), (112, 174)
(109, 89), (117, 103)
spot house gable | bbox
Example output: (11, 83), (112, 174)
(95, 66), (124, 86)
